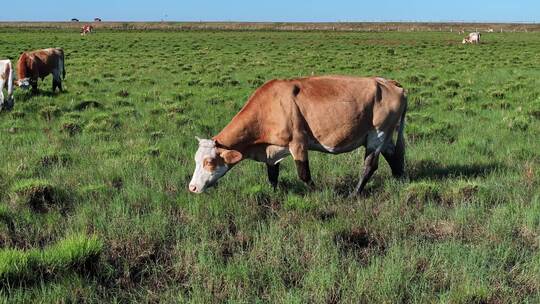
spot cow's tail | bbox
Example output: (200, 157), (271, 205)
(61, 50), (66, 80)
(394, 93), (407, 177)
(396, 97), (407, 152)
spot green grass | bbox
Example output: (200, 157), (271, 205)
(0, 29), (539, 302)
(0, 233), (102, 283)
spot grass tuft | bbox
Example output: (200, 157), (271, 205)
(10, 179), (67, 212)
(0, 234), (103, 284)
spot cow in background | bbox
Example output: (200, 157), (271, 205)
(0, 60), (14, 110)
(463, 32), (481, 44)
(81, 25), (94, 35)
(16, 48), (66, 93)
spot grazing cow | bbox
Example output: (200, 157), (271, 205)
(16, 48), (66, 93)
(71, 18), (79, 22)
(0, 60), (14, 110)
(189, 76), (407, 196)
(462, 32), (481, 44)
(81, 25), (94, 35)
(94, 17), (102, 22)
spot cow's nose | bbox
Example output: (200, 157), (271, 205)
(188, 184), (198, 193)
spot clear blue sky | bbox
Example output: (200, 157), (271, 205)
(1, 0), (538, 22)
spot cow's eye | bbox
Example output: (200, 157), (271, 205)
(203, 158), (216, 171)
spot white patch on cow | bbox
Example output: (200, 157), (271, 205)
(312, 135), (366, 154)
(18, 78), (31, 90)
(189, 138), (230, 193)
(321, 143), (337, 153)
(266, 145), (290, 165)
(0, 60), (14, 109)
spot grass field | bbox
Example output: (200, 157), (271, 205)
(0, 28), (539, 303)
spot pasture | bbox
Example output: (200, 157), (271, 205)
(0, 28), (539, 303)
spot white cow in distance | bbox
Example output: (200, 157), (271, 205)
(0, 59), (14, 110)
(462, 32), (481, 44)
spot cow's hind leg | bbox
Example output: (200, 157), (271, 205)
(31, 79), (38, 94)
(350, 130), (391, 197)
(266, 163), (280, 190)
(52, 70), (62, 92)
(383, 108), (406, 178)
(382, 141), (405, 178)
(351, 149), (380, 197)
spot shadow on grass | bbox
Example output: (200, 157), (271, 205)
(409, 159), (503, 181)
(278, 179), (311, 195)
(15, 89), (67, 103)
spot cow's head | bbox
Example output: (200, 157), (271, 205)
(188, 137), (243, 193)
(16, 78), (31, 90)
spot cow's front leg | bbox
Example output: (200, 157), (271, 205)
(295, 159), (314, 187)
(31, 79), (38, 94)
(266, 163), (280, 190)
(0, 90), (4, 111)
(290, 143), (314, 187)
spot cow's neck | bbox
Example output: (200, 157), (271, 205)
(17, 54), (29, 79)
(213, 110), (260, 152)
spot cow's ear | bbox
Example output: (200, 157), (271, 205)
(218, 149), (243, 165)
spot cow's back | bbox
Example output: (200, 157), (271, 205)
(290, 76), (404, 149)
(24, 48), (63, 78)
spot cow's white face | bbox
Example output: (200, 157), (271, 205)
(188, 138), (243, 194)
(16, 78), (31, 90)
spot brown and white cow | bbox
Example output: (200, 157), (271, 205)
(189, 75), (407, 196)
(81, 25), (94, 35)
(16, 48), (65, 93)
(0, 59), (15, 110)
(462, 32), (481, 44)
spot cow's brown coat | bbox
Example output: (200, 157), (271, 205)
(205, 75), (407, 195)
(17, 48), (65, 92)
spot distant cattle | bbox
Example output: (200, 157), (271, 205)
(0, 60), (14, 110)
(81, 25), (94, 35)
(71, 18), (80, 22)
(462, 32), (481, 44)
(94, 18), (102, 22)
(189, 76), (407, 196)
(16, 48), (66, 93)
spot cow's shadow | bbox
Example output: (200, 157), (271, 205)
(15, 90), (67, 102)
(330, 159), (502, 198)
(278, 179), (311, 196)
(408, 159), (503, 181)
(0, 99), (15, 111)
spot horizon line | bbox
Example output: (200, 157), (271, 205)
(0, 20), (539, 24)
